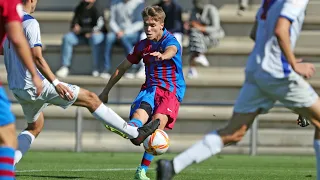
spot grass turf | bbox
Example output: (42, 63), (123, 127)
(15, 151), (316, 180)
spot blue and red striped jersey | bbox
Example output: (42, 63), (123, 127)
(127, 29), (186, 102)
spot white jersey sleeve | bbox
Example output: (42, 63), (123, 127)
(280, 0), (309, 22)
(25, 20), (42, 48)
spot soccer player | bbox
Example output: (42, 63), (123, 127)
(99, 6), (186, 180)
(3, 0), (160, 165)
(0, 0), (43, 178)
(156, 0), (320, 179)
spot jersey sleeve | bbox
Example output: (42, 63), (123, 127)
(5, 0), (23, 23)
(165, 36), (181, 53)
(25, 20), (42, 48)
(280, 0), (308, 22)
(126, 41), (142, 64)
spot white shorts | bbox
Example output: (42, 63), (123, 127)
(234, 71), (319, 114)
(12, 79), (80, 123)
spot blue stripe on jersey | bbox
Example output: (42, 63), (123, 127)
(23, 14), (34, 22)
(280, 54), (291, 76)
(166, 61), (174, 92)
(34, 43), (42, 47)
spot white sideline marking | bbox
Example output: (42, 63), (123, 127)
(16, 168), (152, 173)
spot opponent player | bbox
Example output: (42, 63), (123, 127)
(156, 0), (320, 179)
(0, 0), (43, 178)
(99, 6), (186, 180)
(3, 0), (159, 165)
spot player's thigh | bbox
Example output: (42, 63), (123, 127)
(130, 87), (156, 122)
(234, 80), (275, 115)
(48, 81), (80, 109)
(218, 112), (259, 136)
(153, 87), (180, 130)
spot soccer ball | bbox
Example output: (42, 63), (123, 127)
(143, 129), (169, 155)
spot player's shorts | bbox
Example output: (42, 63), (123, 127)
(12, 79), (80, 123)
(234, 71), (319, 114)
(0, 87), (15, 126)
(130, 86), (180, 130)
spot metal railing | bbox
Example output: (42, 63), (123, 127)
(73, 102), (263, 156)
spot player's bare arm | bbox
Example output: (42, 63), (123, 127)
(6, 21), (43, 96)
(31, 46), (74, 100)
(275, 17), (315, 78)
(99, 59), (133, 103)
(150, 45), (178, 61)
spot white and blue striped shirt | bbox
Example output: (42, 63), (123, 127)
(4, 11), (44, 90)
(246, 0), (308, 78)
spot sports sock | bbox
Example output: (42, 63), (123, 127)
(0, 147), (15, 180)
(140, 151), (154, 172)
(14, 131), (35, 165)
(92, 103), (138, 139)
(173, 131), (223, 174)
(128, 118), (143, 128)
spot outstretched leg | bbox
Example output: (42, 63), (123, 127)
(157, 111), (258, 180)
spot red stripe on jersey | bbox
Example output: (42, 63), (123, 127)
(170, 61), (177, 95)
(154, 63), (160, 87)
(162, 62), (169, 89)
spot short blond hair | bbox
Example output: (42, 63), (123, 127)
(141, 6), (166, 23)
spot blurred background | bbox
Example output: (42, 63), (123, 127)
(1, 0), (320, 155)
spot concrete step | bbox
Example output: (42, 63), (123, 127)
(12, 104), (309, 133)
(3, 65), (320, 105)
(26, 130), (316, 155)
(219, 4), (320, 36)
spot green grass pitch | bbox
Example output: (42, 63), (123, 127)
(15, 151), (316, 180)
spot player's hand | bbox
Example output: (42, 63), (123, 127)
(55, 83), (74, 101)
(150, 52), (164, 61)
(32, 75), (43, 97)
(293, 62), (315, 79)
(98, 93), (108, 103)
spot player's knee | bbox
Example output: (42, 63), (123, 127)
(84, 91), (101, 108)
(26, 122), (43, 137)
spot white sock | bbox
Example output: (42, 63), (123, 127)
(173, 131), (223, 174)
(92, 103), (139, 139)
(14, 131), (35, 165)
(314, 140), (320, 180)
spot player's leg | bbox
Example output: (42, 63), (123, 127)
(12, 87), (49, 165)
(291, 101), (320, 180)
(136, 88), (178, 180)
(0, 88), (17, 179)
(0, 124), (16, 180)
(14, 113), (44, 165)
(127, 88), (155, 129)
(156, 76), (275, 179)
(69, 87), (159, 145)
